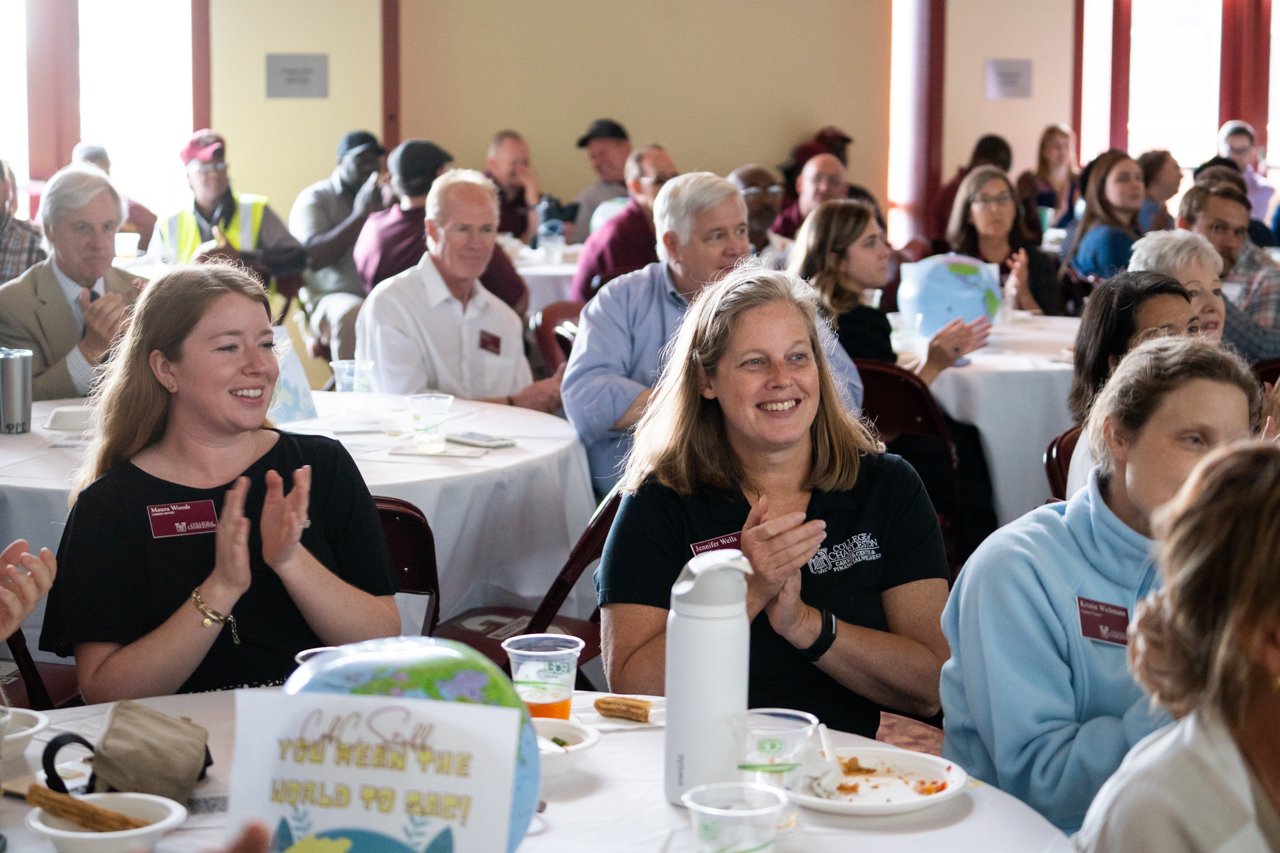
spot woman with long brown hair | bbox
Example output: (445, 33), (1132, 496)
(40, 264), (399, 701)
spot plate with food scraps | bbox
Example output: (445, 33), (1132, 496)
(791, 747), (967, 816)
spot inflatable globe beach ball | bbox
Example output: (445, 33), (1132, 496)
(897, 253), (1001, 337)
(283, 637), (540, 853)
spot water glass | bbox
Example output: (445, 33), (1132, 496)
(330, 359), (374, 393)
(408, 393), (453, 452)
(736, 708), (818, 832)
(682, 781), (786, 853)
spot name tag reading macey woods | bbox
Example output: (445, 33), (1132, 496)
(1076, 596), (1130, 646)
(147, 500), (219, 538)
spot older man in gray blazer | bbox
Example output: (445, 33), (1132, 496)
(0, 164), (139, 400)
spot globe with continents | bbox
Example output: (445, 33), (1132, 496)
(897, 253), (1001, 337)
(282, 637), (539, 853)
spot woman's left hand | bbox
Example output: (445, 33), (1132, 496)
(764, 571), (820, 648)
(260, 466), (311, 570)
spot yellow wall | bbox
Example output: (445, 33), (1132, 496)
(209, 0), (383, 216)
(941, 0), (1075, 182)
(398, 0), (892, 206)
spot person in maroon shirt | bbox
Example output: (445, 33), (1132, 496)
(353, 139), (528, 315)
(484, 129), (541, 242)
(771, 153), (849, 240)
(571, 143), (677, 301)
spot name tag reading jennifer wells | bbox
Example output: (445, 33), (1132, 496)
(1076, 596), (1130, 646)
(227, 690), (519, 852)
(147, 500), (218, 538)
(690, 532), (741, 557)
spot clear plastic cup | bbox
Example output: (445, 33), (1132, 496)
(407, 393), (453, 453)
(736, 708), (819, 832)
(500, 633), (583, 719)
(682, 781), (786, 852)
(330, 359), (374, 393)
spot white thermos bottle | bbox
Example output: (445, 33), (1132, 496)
(664, 548), (752, 805)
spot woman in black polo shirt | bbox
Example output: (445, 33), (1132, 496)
(595, 263), (950, 736)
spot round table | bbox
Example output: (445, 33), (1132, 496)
(4, 690), (1072, 852)
(0, 394), (595, 652)
(928, 314), (1079, 525)
(516, 260), (577, 315)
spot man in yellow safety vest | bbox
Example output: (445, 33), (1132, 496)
(153, 130), (306, 294)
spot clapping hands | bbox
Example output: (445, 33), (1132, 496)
(0, 540), (56, 638)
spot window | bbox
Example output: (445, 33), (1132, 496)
(79, 1), (194, 217)
(0, 0), (31, 217)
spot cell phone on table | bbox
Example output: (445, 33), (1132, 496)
(447, 431), (515, 449)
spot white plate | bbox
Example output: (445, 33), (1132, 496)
(792, 747), (967, 816)
(43, 405), (94, 431)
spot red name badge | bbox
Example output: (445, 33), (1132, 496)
(147, 500), (219, 539)
(479, 330), (502, 355)
(1077, 597), (1130, 646)
(690, 532), (742, 557)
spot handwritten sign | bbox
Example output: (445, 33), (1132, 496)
(227, 690), (520, 851)
(268, 326), (318, 424)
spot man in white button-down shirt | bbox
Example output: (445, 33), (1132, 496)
(0, 164), (140, 400)
(355, 169), (561, 411)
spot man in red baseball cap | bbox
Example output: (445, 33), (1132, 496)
(154, 129), (306, 294)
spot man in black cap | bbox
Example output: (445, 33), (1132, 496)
(353, 139), (528, 315)
(289, 129), (388, 360)
(571, 118), (631, 244)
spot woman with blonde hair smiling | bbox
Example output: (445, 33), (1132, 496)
(596, 263), (951, 736)
(1076, 441), (1280, 851)
(941, 336), (1261, 832)
(40, 264), (400, 701)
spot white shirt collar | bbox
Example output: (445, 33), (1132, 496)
(51, 258), (104, 308)
(418, 253), (487, 313)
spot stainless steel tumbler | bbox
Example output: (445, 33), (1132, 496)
(0, 348), (33, 434)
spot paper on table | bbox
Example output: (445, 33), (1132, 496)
(389, 444), (488, 458)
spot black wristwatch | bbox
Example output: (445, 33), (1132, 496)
(802, 609), (837, 662)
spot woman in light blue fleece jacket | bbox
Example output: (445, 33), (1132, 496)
(939, 336), (1262, 833)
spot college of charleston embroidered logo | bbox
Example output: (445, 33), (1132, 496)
(807, 533), (881, 574)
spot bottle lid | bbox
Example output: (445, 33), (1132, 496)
(670, 549), (751, 617)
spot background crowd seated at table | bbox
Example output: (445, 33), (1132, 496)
(6, 4), (1280, 846)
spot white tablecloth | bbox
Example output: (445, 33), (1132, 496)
(516, 261), (577, 315)
(928, 315), (1079, 525)
(0, 394), (595, 653)
(5, 691), (1071, 853)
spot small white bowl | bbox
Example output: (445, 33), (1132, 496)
(533, 717), (600, 777)
(25, 791), (187, 853)
(2, 708), (49, 767)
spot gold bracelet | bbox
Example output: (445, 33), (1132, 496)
(191, 586), (241, 645)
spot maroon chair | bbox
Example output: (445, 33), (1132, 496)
(530, 300), (584, 373)
(3, 630), (81, 711)
(434, 487), (622, 689)
(374, 496), (440, 636)
(854, 359), (962, 578)
(1044, 424), (1084, 502)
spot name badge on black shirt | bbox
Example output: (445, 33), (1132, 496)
(690, 532), (741, 556)
(147, 500), (218, 538)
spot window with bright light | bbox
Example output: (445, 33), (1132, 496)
(0, 0), (31, 218)
(1127, 0), (1221, 168)
(78, 0), (193, 221)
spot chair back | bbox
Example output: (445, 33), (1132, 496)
(854, 359), (957, 466)
(531, 300), (584, 373)
(1252, 357), (1280, 388)
(3, 629), (80, 710)
(1044, 424), (1083, 502)
(526, 484), (623, 634)
(374, 496), (440, 635)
